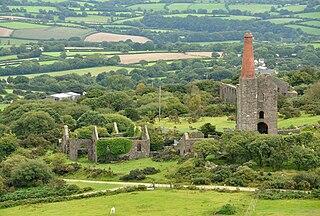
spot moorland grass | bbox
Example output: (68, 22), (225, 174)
(0, 189), (252, 216)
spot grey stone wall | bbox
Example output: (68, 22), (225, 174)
(237, 78), (258, 131)
(220, 83), (237, 104)
(257, 75), (278, 134)
(176, 132), (215, 156)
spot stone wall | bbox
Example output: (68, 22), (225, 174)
(176, 132), (215, 156)
(220, 83), (237, 104)
(62, 124), (150, 162)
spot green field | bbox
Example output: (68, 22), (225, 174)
(286, 24), (320, 35)
(220, 15), (258, 20)
(128, 3), (166, 11)
(0, 21), (49, 29)
(66, 157), (177, 182)
(0, 38), (36, 47)
(254, 199), (320, 216)
(8, 6), (57, 13)
(296, 12), (320, 19)
(154, 114), (320, 133)
(113, 16), (144, 24)
(167, 3), (192, 11)
(228, 4), (276, 13)
(0, 189), (252, 216)
(0, 103), (9, 110)
(301, 20), (320, 27)
(280, 5), (307, 12)
(11, 27), (95, 40)
(189, 3), (227, 11)
(65, 16), (111, 23)
(264, 18), (301, 24)
(0, 66), (132, 79)
(67, 182), (121, 191)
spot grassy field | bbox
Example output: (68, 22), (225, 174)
(67, 182), (121, 191)
(280, 5), (307, 12)
(65, 16), (111, 23)
(301, 20), (320, 27)
(113, 16), (144, 24)
(8, 6), (57, 13)
(0, 189), (252, 216)
(66, 158), (177, 182)
(296, 12), (320, 19)
(254, 199), (320, 216)
(264, 18), (301, 24)
(189, 3), (226, 11)
(11, 27), (95, 40)
(228, 4), (276, 13)
(0, 21), (49, 29)
(0, 66), (132, 79)
(154, 114), (320, 132)
(286, 24), (320, 35)
(128, 3), (166, 11)
(0, 38), (36, 46)
(220, 15), (258, 20)
(0, 103), (9, 110)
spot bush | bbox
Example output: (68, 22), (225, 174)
(0, 134), (20, 162)
(84, 167), (115, 178)
(74, 126), (109, 139)
(120, 169), (146, 181)
(141, 167), (160, 175)
(215, 204), (237, 215)
(97, 138), (132, 162)
(11, 160), (54, 188)
(192, 177), (211, 185)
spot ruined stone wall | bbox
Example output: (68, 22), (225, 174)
(269, 76), (298, 98)
(176, 132), (215, 156)
(220, 83), (237, 104)
(69, 139), (92, 161)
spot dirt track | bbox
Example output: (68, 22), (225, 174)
(0, 27), (13, 37)
(85, 32), (151, 43)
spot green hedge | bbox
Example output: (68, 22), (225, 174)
(97, 138), (132, 161)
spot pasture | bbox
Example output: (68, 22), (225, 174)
(296, 12), (320, 19)
(65, 16), (111, 23)
(189, 3), (227, 11)
(0, 21), (49, 29)
(253, 199), (320, 216)
(264, 18), (301, 24)
(11, 27), (95, 40)
(8, 6), (57, 13)
(0, 38), (36, 47)
(0, 189), (252, 216)
(286, 24), (320, 35)
(85, 32), (151, 43)
(128, 3), (166, 11)
(279, 5), (307, 12)
(301, 20), (320, 27)
(228, 4), (276, 13)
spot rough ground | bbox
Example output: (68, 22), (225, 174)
(85, 32), (151, 43)
(0, 27), (13, 37)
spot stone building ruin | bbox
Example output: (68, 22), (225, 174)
(61, 123), (150, 162)
(220, 33), (297, 134)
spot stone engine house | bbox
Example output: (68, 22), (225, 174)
(220, 33), (297, 134)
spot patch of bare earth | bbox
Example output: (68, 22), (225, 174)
(106, 52), (213, 64)
(0, 27), (13, 37)
(85, 32), (150, 43)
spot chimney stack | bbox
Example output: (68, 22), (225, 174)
(241, 33), (255, 79)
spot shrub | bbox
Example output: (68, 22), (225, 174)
(0, 134), (20, 162)
(97, 138), (132, 162)
(11, 160), (54, 188)
(141, 167), (160, 175)
(84, 167), (115, 178)
(216, 204), (237, 215)
(192, 177), (211, 185)
(74, 126), (109, 139)
(120, 169), (145, 181)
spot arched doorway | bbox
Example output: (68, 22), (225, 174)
(258, 122), (268, 134)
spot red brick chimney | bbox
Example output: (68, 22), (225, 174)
(241, 33), (255, 79)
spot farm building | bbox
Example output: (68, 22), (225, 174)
(47, 92), (81, 101)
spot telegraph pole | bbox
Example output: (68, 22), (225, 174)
(158, 86), (161, 122)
